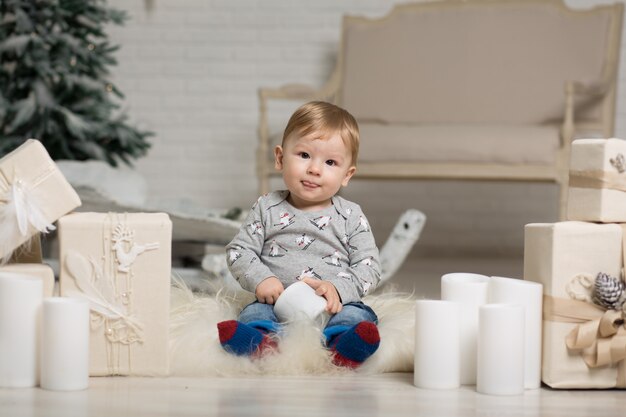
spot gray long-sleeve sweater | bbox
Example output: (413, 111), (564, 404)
(226, 190), (381, 304)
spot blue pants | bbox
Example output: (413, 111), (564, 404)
(238, 301), (378, 344)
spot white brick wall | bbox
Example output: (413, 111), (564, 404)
(107, 0), (626, 255)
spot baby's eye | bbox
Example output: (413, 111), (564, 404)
(325, 160), (336, 166)
(299, 152), (310, 159)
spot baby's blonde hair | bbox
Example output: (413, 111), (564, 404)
(282, 101), (360, 166)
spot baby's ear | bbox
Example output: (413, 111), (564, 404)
(274, 146), (284, 170)
(342, 166), (356, 187)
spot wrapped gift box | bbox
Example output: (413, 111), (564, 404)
(0, 139), (81, 261)
(0, 263), (55, 297)
(568, 138), (626, 222)
(524, 221), (625, 388)
(58, 212), (172, 376)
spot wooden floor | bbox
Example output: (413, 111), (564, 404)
(2, 373), (625, 417)
(3, 254), (625, 416)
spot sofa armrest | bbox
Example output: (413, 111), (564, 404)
(567, 79), (612, 97)
(560, 78), (615, 147)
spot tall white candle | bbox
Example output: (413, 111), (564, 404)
(40, 297), (90, 391)
(441, 272), (490, 385)
(0, 273), (44, 388)
(477, 304), (525, 396)
(489, 276), (543, 389)
(414, 300), (460, 389)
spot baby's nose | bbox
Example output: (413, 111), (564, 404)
(307, 161), (322, 175)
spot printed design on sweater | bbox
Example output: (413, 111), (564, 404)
(227, 246), (243, 266)
(337, 271), (373, 296)
(351, 256), (374, 268)
(334, 204), (352, 220)
(310, 215), (331, 230)
(268, 239), (288, 257)
(247, 220), (264, 236)
(340, 234), (357, 253)
(350, 216), (371, 238)
(273, 211), (295, 229)
(295, 233), (315, 250)
(362, 280), (372, 295)
(296, 267), (322, 281)
(322, 250), (342, 267)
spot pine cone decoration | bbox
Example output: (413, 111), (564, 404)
(592, 272), (626, 310)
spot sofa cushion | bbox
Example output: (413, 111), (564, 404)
(357, 123), (561, 165)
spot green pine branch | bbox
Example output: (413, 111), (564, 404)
(0, 0), (152, 166)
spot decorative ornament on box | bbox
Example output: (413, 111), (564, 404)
(592, 272), (626, 311)
(0, 139), (81, 263)
(560, 270), (626, 376)
(59, 212), (171, 376)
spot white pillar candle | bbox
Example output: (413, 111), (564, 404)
(477, 304), (525, 396)
(489, 276), (543, 389)
(40, 297), (90, 391)
(414, 300), (460, 389)
(441, 272), (490, 385)
(0, 273), (44, 388)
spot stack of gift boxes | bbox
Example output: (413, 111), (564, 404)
(0, 139), (172, 391)
(525, 138), (626, 389)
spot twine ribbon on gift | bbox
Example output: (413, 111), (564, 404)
(569, 170), (626, 192)
(543, 295), (626, 383)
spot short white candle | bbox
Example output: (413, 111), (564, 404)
(414, 300), (460, 389)
(0, 273), (44, 388)
(40, 297), (90, 391)
(441, 272), (490, 385)
(489, 276), (543, 389)
(477, 304), (525, 396)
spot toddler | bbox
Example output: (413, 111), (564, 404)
(219, 101), (381, 368)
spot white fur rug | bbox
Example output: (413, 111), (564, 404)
(169, 279), (417, 376)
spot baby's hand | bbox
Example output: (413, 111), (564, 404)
(255, 276), (284, 304)
(301, 278), (342, 314)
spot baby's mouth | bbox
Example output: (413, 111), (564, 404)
(302, 180), (319, 189)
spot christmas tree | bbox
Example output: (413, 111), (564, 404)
(0, 0), (151, 166)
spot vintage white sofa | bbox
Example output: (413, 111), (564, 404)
(257, 0), (623, 217)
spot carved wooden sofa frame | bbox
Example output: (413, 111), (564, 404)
(257, 0), (623, 218)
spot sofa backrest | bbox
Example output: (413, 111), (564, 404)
(337, 0), (623, 126)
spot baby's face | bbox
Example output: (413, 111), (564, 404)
(274, 131), (356, 211)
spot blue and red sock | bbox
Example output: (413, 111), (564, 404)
(328, 321), (380, 368)
(217, 320), (277, 357)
